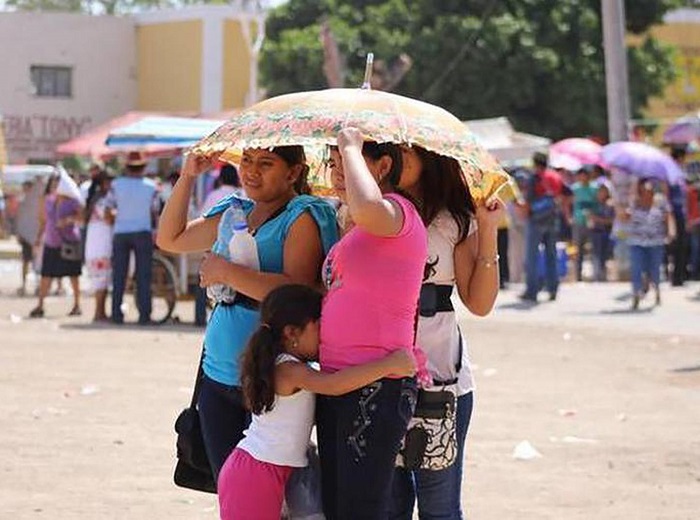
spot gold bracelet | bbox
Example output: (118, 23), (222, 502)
(476, 254), (500, 268)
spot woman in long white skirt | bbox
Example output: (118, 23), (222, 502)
(84, 170), (115, 322)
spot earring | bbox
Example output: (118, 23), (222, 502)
(292, 338), (299, 349)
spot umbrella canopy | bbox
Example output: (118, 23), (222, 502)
(106, 116), (225, 148)
(663, 112), (700, 145)
(601, 141), (685, 185)
(550, 138), (603, 167)
(190, 88), (507, 203)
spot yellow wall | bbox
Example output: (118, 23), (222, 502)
(137, 21), (202, 111)
(643, 22), (700, 119)
(223, 19), (252, 109)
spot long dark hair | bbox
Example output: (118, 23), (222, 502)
(271, 145), (311, 195)
(361, 141), (404, 188)
(84, 169), (108, 222)
(240, 284), (322, 415)
(414, 147), (474, 243)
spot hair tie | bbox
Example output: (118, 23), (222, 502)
(261, 323), (272, 331)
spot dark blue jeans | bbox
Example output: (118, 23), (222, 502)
(524, 223), (558, 299)
(630, 244), (664, 295)
(389, 392), (474, 520)
(197, 375), (250, 483)
(591, 230), (612, 282)
(112, 231), (153, 323)
(317, 377), (418, 520)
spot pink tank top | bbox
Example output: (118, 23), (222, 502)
(320, 194), (427, 372)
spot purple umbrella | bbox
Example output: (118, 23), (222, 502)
(663, 112), (700, 145)
(601, 141), (685, 186)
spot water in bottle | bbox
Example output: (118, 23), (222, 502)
(206, 204), (243, 304)
(228, 217), (260, 271)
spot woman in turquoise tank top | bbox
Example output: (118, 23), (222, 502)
(157, 147), (339, 481)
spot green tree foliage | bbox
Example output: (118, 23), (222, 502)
(261, 0), (685, 139)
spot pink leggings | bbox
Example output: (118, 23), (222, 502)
(218, 448), (294, 520)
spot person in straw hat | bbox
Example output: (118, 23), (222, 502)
(105, 151), (158, 325)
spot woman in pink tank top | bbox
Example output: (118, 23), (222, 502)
(316, 128), (427, 520)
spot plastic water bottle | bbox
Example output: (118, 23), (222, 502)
(228, 215), (260, 271)
(206, 203), (253, 304)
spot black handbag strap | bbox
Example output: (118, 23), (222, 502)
(189, 346), (206, 409)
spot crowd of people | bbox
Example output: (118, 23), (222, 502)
(496, 145), (700, 309)
(9, 151), (243, 324)
(3, 133), (699, 519)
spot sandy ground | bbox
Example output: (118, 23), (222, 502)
(1, 260), (699, 519)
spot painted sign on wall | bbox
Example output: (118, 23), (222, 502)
(1, 114), (92, 162)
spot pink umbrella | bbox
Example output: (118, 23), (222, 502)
(550, 138), (603, 166)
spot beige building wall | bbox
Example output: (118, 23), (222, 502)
(136, 21), (203, 112)
(0, 12), (136, 163)
(643, 9), (700, 120)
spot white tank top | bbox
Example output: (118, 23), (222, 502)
(237, 353), (315, 467)
(418, 211), (476, 395)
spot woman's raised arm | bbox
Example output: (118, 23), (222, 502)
(156, 154), (219, 253)
(337, 128), (404, 237)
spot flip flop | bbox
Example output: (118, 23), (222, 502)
(28, 307), (44, 318)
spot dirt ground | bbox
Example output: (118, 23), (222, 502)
(1, 262), (699, 519)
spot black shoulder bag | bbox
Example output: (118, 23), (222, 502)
(173, 348), (216, 493)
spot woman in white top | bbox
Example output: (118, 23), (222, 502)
(84, 169), (115, 322)
(217, 284), (416, 520)
(389, 146), (503, 520)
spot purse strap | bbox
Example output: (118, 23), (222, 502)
(189, 346), (206, 409)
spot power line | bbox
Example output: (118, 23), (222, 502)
(422, 0), (499, 100)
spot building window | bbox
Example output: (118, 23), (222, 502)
(30, 66), (72, 98)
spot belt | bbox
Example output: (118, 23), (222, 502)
(419, 284), (454, 317)
(219, 292), (260, 311)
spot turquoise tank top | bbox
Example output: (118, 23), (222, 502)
(201, 194), (338, 385)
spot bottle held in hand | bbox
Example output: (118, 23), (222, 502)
(206, 201), (260, 304)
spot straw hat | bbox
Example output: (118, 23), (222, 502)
(125, 151), (147, 168)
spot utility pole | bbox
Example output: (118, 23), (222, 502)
(602, 0), (631, 142)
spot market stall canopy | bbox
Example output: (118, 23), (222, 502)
(465, 117), (550, 165)
(55, 111), (171, 159)
(106, 116), (226, 148)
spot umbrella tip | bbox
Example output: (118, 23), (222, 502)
(361, 52), (374, 90)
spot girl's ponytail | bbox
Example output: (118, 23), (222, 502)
(240, 284), (323, 414)
(241, 326), (284, 415)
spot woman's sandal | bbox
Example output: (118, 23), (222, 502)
(28, 307), (44, 318)
(68, 306), (82, 317)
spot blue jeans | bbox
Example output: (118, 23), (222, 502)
(317, 377), (418, 520)
(389, 392), (474, 520)
(192, 284), (208, 326)
(629, 245), (664, 295)
(197, 375), (249, 482)
(591, 230), (612, 282)
(524, 223), (558, 298)
(112, 231), (153, 323)
(690, 226), (700, 278)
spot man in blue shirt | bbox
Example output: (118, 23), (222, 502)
(106, 151), (158, 324)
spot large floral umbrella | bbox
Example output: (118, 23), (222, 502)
(601, 141), (685, 185)
(550, 138), (603, 166)
(190, 88), (507, 203)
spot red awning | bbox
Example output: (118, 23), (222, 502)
(55, 111), (183, 160)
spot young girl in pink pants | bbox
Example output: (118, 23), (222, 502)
(217, 284), (416, 520)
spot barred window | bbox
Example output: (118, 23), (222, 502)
(30, 66), (72, 98)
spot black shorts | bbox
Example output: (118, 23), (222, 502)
(18, 238), (33, 263)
